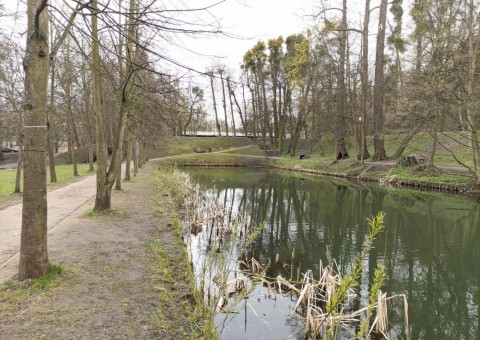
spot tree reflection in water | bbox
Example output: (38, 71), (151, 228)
(185, 168), (479, 339)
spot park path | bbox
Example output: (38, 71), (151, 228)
(0, 174), (97, 283)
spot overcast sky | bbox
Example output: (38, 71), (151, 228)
(170, 0), (314, 75)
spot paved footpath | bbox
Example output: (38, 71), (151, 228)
(0, 174), (97, 283)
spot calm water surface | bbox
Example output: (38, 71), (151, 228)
(184, 167), (480, 340)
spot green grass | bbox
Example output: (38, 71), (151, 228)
(149, 136), (255, 158)
(0, 164), (92, 197)
(278, 130), (477, 167)
(29, 263), (65, 290)
(1, 263), (65, 294)
(371, 166), (475, 187)
(83, 207), (126, 219)
(83, 210), (99, 218)
(0, 170), (20, 196)
(381, 131), (474, 166)
(155, 152), (268, 167)
(222, 145), (266, 156)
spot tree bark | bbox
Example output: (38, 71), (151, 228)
(359, 0), (371, 162)
(81, 51), (95, 172)
(219, 69), (229, 136)
(19, 0), (50, 280)
(64, 43), (78, 177)
(125, 127), (132, 181)
(335, 0), (349, 159)
(14, 105), (24, 193)
(373, 0), (388, 161)
(229, 80), (247, 134)
(133, 137), (139, 176)
(92, 0), (111, 211)
(14, 145), (23, 193)
(226, 77), (236, 136)
(426, 115), (438, 170)
(209, 73), (221, 136)
(47, 59), (57, 182)
(465, 0), (480, 181)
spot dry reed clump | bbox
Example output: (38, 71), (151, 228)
(239, 214), (409, 339)
(180, 175), (262, 331)
(239, 258), (409, 339)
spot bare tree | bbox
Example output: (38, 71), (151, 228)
(19, 0), (50, 280)
(372, 0), (388, 161)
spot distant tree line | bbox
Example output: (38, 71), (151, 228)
(212, 0), (480, 183)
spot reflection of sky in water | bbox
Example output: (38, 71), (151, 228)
(184, 168), (480, 339)
(218, 284), (304, 340)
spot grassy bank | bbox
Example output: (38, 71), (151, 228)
(298, 131), (477, 167)
(152, 136), (478, 193)
(149, 136), (256, 158)
(270, 157), (476, 191)
(152, 165), (217, 338)
(0, 164), (93, 207)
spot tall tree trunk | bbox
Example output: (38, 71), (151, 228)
(114, 0), (126, 190)
(14, 106), (24, 193)
(241, 82), (249, 135)
(114, 142), (123, 190)
(133, 137), (139, 176)
(261, 76), (270, 146)
(247, 83), (257, 137)
(64, 43), (78, 177)
(271, 69), (279, 149)
(113, 0), (136, 192)
(289, 86), (311, 157)
(19, 0), (50, 280)
(114, 10), (125, 191)
(47, 59), (57, 182)
(335, 0), (348, 159)
(466, 0), (480, 181)
(278, 83), (284, 150)
(360, 0), (371, 162)
(14, 146), (23, 193)
(229, 80), (246, 134)
(219, 69), (229, 136)
(253, 73), (264, 141)
(125, 127), (132, 181)
(81, 53), (95, 172)
(209, 74), (221, 136)
(93, 0), (137, 207)
(288, 111), (307, 157)
(426, 114), (438, 170)
(226, 78), (236, 136)
(281, 85), (291, 151)
(373, 0), (388, 161)
(92, 0), (111, 211)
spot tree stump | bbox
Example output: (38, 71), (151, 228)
(398, 154), (418, 167)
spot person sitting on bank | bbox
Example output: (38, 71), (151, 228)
(300, 150), (306, 159)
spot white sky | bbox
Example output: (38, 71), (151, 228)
(171, 0), (314, 74)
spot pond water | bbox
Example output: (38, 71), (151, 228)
(184, 167), (480, 339)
